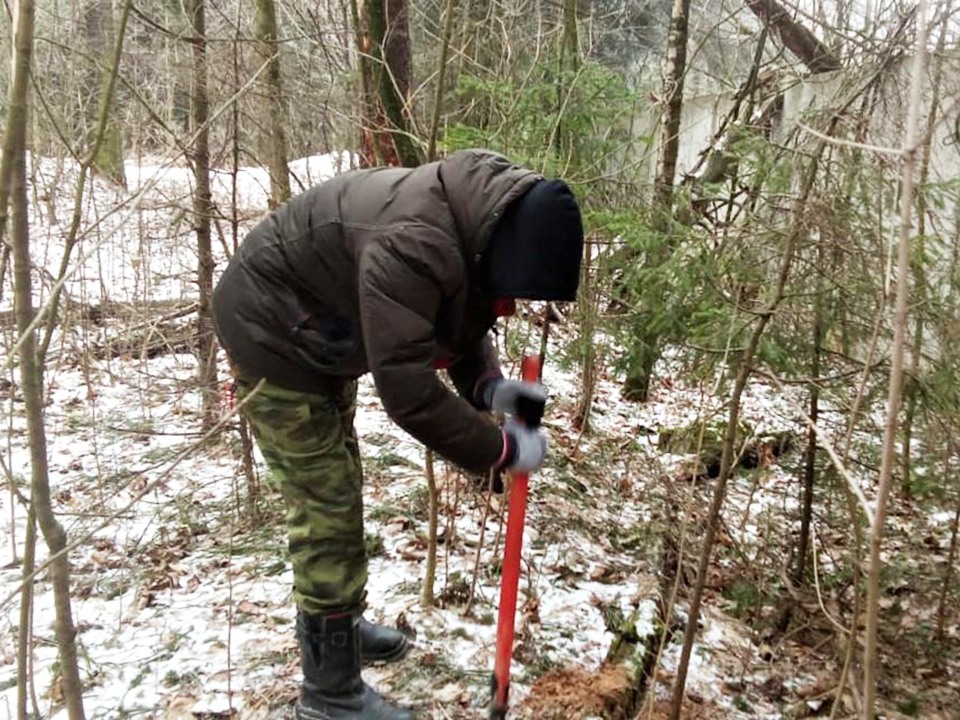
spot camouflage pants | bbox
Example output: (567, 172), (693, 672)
(235, 376), (367, 614)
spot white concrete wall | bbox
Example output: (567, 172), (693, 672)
(635, 55), (960, 211)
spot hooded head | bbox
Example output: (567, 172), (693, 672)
(484, 179), (584, 303)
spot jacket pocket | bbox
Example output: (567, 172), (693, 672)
(290, 313), (358, 369)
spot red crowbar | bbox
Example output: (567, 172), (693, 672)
(490, 353), (542, 719)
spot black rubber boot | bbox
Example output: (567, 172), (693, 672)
(360, 618), (409, 664)
(295, 610), (415, 720)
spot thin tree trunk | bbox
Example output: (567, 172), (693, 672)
(426, 0), (456, 162)
(828, 306), (885, 720)
(230, 6), (259, 515)
(538, 306), (552, 370)
(16, 508), (36, 720)
(832, 0), (847, 57)
(575, 240), (595, 430)
(900, 6), (948, 491)
(901, 337), (922, 497)
(555, 0), (580, 155)
(421, 449), (438, 607)
(561, 0), (579, 71)
(863, 6), (928, 717)
(668, 136), (828, 720)
(190, 0), (218, 431)
(239, 418), (259, 516)
(668, 238), (799, 720)
(231, 0), (242, 256)
(464, 471), (495, 617)
(795, 249), (824, 585)
(3, 0), (86, 714)
(253, 0), (291, 206)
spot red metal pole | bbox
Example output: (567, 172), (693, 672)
(491, 354), (541, 719)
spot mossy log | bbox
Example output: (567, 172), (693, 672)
(658, 419), (794, 479)
(600, 601), (661, 718)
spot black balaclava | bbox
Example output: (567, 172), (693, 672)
(485, 179), (584, 302)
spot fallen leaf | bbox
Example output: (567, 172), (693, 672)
(237, 599), (260, 615)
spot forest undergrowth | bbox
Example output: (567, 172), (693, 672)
(2, 152), (959, 717)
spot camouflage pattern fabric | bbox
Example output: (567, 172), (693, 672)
(235, 376), (366, 614)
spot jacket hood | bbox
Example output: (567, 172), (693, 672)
(438, 150), (541, 257)
(485, 178), (584, 302)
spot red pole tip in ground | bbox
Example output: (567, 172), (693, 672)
(490, 353), (542, 718)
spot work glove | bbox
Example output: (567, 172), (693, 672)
(484, 378), (548, 428)
(501, 419), (547, 473)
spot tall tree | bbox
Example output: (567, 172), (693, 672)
(900, 6), (950, 490)
(1, 0), (87, 715)
(863, 4), (928, 716)
(383, 0), (412, 101)
(426, 0), (456, 162)
(623, 0), (690, 403)
(652, 0), (691, 214)
(85, 0), (127, 185)
(350, 0), (380, 166)
(190, 0), (218, 430)
(254, 0), (291, 206)
(359, 0), (420, 167)
(561, 0), (580, 71)
(555, 0), (581, 154)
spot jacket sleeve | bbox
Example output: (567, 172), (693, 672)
(447, 334), (502, 409)
(358, 231), (505, 474)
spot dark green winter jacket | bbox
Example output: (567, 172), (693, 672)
(213, 149), (541, 473)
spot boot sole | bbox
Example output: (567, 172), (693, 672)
(295, 686), (415, 719)
(294, 702), (334, 720)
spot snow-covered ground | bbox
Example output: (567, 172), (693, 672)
(0, 347), (802, 719)
(2, 153), (956, 719)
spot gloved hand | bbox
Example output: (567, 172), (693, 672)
(484, 378), (548, 427)
(501, 419), (547, 473)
